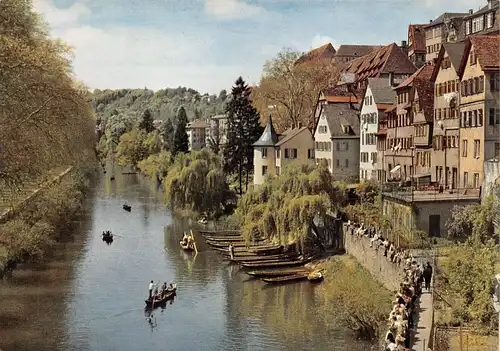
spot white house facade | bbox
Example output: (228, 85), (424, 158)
(359, 86), (380, 180)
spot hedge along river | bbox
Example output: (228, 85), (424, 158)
(0, 169), (373, 351)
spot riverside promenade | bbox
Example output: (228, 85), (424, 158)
(411, 249), (435, 351)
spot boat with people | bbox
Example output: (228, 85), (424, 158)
(123, 204), (132, 212)
(101, 230), (113, 243)
(180, 231), (197, 252)
(145, 283), (177, 308)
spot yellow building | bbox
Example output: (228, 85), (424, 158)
(429, 42), (466, 188)
(253, 116), (315, 185)
(457, 35), (500, 189)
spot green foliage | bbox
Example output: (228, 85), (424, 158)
(115, 129), (161, 167)
(173, 106), (189, 155)
(437, 241), (499, 330)
(223, 76), (262, 195)
(235, 162), (347, 244)
(137, 151), (172, 181)
(317, 256), (392, 340)
(0, 169), (89, 263)
(91, 87), (227, 148)
(160, 118), (175, 151)
(138, 108), (154, 133)
(163, 149), (234, 216)
(446, 196), (497, 243)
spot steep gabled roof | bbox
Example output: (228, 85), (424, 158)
(430, 42), (466, 81)
(253, 114), (279, 147)
(463, 0), (499, 18)
(396, 63), (435, 89)
(320, 104), (360, 138)
(296, 43), (336, 65)
(424, 12), (468, 28)
(366, 78), (396, 104)
(276, 127), (309, 146)
(342, 43), (417, 83)
(335, 45), (382, 58)
(408, 24), (427, 53)
(458, 35), (500, 78)
(187, 119), (209, 129)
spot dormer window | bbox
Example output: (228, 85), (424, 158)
(470, 50), (477, 65)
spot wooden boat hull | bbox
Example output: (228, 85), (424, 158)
(205, 241), (268, 249)
(236, 257), (303, 265)
(203, 235), (245, 242)
(145, 285), (177, 307)
(224, 254), (298, 262)
(262, 274), (309, 284)
(180, 241), (195, 251)
(200, 230), (241, 236)
(246, 268), (310, 277)
(240, 257), (314, 269)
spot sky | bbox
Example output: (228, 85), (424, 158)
(33, 0), (487, 94)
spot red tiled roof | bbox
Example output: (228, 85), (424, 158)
(396, 63), (434, 89)
(408, 24), (426, 53)
(342, 43), (417, 83)
(296, 43), (336, 65)
(470, 35), (500, 70)
(457, 35), (500, 78)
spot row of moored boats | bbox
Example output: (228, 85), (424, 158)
(181, 229), (324, 284)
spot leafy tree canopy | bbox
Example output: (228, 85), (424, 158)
(251, 48), (339, 132)
(163, 149), (235, 216)
(172, 106), (189, 155)
(0, 0), (96, 186)
(234, 162), (347, 245)
(115, 129), (161, 167)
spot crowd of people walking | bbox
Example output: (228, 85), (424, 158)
(345, 221), (433, 351)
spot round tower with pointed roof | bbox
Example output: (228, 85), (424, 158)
(253, 114), (279, 185)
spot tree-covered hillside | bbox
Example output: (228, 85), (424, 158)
(91, 87), (228, 128)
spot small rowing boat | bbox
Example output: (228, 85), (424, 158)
(145, 284), (177, 307)
(123, 204), (132, 212)
(246, 268), (310, 277)
(240, 256), (314, 269)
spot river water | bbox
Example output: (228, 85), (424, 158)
(0, 171), (371, 351)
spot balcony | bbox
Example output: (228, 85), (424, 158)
(381, 183), (481, 203)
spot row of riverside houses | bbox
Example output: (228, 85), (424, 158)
(252, 0), (500, 240)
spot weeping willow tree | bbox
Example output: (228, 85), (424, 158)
(163, 149), (235, 216)
(235, 161), (347, 245)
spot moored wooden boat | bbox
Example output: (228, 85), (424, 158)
(200, 230), (241, 236)
(307, 271), (324, 282)
(262, 274), (309, 284)
(223, 253), (298, 262)
(203, 236), (245, 242)
(205, 240), (268, 248)
(236, 257), (303, 265)
(240, 256), (314, 269)
(145, 284), (177, 307)
(246, 268), (310, 277)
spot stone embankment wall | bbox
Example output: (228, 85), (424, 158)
(342, 224), (404, 292)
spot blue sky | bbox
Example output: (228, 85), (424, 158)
(34, 0), (486, 94)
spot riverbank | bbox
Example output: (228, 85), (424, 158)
(0, 166), (95, 277)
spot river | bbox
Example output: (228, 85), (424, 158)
(0, 171), (372, 351)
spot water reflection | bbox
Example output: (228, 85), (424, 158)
(0, 171), (372, 351)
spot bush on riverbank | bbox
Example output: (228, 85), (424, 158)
(163, 149), (235, 217)
(315, 255), (392, 341)
(234, 162), (347, 244)
(115, 128), (162, 168)
(137, 151), (172, 181)
(0, 168), (91, 270)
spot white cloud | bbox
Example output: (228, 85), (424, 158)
(33, 0), (90, 28)
(32, 0), (252, 93)
(204, 0), (264, 19)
